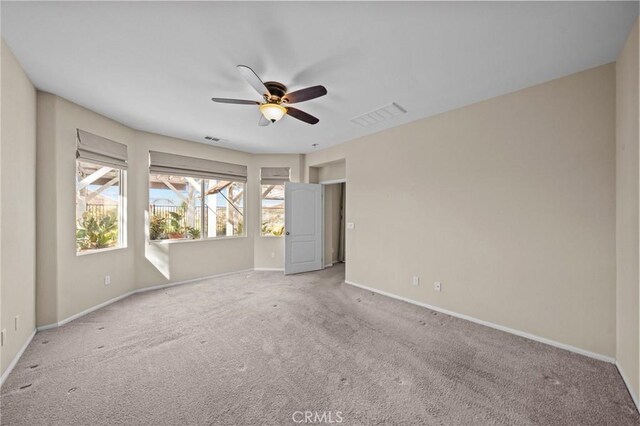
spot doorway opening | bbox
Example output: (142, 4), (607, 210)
(323, 181), (346, 269)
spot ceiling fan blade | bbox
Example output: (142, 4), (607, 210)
(237, 65), (271, 98)
(258, 114), (271, 127)
(211, 98), (260, 105)
(283, 85), (327, 104)
(286, 107), (319, 125)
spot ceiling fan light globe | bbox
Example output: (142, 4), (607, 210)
(260, 103), (286, 123)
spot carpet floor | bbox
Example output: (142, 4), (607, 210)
(1, 264), (638, 425)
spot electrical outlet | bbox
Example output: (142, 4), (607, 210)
(347, 222), (355, 230)
(271, 252), (275, 259)
(1, 329), (5, 346)
(411, 276), (420, 287)
(104, 275), (111, 285)
(434, 281), (442, 292)
(14, 315), (19, 331)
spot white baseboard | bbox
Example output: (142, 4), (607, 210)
(344, 280), (615, 364)
(37, 290), (135, 331)
(137, 268), (255, 294)
(1, 329), (36, 387)
(254, 267), (284, 272)
(616, 361), (640, 413)
(37, 268), (254, 331)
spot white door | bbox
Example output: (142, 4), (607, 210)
(284, 183), (323, 275)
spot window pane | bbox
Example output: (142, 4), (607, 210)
(204, 180), (245, 238)
(76, 160), (123, 252)
(261, 184), (285, 236)
(149, 174), (202, 240)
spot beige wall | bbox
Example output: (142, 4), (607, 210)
(35, 93), (305, 325)
(35, 94), (58, 326)
(37, 94), (258, 324)
(36, 93), (138, 324)
(7, 34), (632, 392)
(1, 40), (36, 377)
(1, 40), (3, 377)
(306, 64), (617, 358)
(308, 160), (346, 185)
(318, 161), (346, 183)
(132, 131), (255, 288)
(616, 19), (639, 406)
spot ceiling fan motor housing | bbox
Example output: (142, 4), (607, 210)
(264, 81), (288, 102)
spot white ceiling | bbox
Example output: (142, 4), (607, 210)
(2, 1), (637, 154)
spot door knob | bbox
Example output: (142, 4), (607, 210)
(285, 231), (290, 235)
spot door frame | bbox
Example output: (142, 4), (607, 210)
(319, 178), (346, 185)
(320, 178), (346, 269)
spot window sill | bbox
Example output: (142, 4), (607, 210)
(149, 235), (247, 245)
(76, 246), (127, 257)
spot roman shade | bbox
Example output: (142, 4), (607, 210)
(260, 167), (290, 185)
(149, 151), (247, 182)
(76, 129), (128, 169)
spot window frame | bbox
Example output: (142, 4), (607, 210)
(75, 160), (127, 255)
(259, 167), (289, 237)
(148, 174), (246, 243)
(260, 183), (285, 237)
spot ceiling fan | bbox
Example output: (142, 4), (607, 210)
(212, 65), (327, 126)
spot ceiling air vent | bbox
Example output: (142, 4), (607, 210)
(350, 102), (407, 128)
(204, 136), (223, 142)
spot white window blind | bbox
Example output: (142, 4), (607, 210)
(76, 129), (128, 169)
(260, 167), (290, 185)
(149, 151), (247, 182)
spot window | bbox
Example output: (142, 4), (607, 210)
(148, 151), (247, 241)
(149, 175), (202, 240)
(75, 130), (128, 253)
(204, 179), (244, 238)
(261, 185), (284, 236)
(260, 167), (290, 236)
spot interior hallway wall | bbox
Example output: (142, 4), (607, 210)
(1, 40), (36, 378)
(324, 183), (343, 266)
